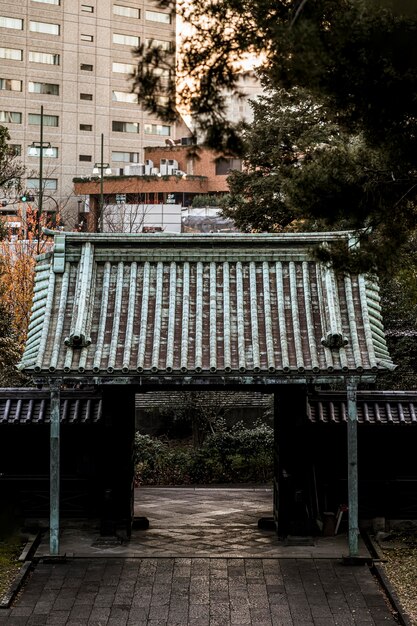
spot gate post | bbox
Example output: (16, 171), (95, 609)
(100, 386), (136, 538)
(274, 385), (309, 536)
(346, 377), (359, 558)
(50, 379), (61, 555)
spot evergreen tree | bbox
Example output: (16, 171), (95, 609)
(134, 0), (417, 269)
(221, 85), (417, 271)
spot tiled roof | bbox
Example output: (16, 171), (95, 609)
(308, 391), (417, 425)
(0, 389), (102, 424)
(135, 391), (272, 409)
(20, 231), (394, 379)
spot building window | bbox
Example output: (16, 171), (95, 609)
(145, 38), (172, 52)
(10, 144), (21, 156)
(29, 21), (60, 35)
(27, 146), (58, 158)
(112, 121), (139, 133)
(0, 16), (23, 29)
(113, 33), (140, 47)
(0, 111), (22, 124)
(79, 123), (92, 131)
(155, 95), (170, 107)
(112, 62), (135, 74)
(28, 82), (60, 95)
(80, 33), (93, 42)
(80, 93), (93, 101)
(0, 79), (22, 92)
(32, 0), (60, 4)
(0, 47), (23, 61)
(112, 151), (140, 163)
(29, 51), (60, 65)
(153, 68), (170, 84)
(113, 5), (140, 18)
(81, 4), (94, 12)
(80, 63), (93, 71)
(215, 158), (242, 175)
(144, 123), (170, 136)
(29, 113), (59, 126)
(27, 178), (57, 190)
(145, 10), (171, 24)
(79, 155), (92, 162)
(112, 91), (137, 103)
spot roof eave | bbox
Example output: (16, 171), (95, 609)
(26, 371), (380, 387)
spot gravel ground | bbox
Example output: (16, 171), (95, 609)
(0, 539), (22, 600)
(380, 532), (417, 626)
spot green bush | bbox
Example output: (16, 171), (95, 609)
(134, 422), (274, 485)
(191, 194), (221, 208)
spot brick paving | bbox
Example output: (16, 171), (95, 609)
(0, 557), (397, 625)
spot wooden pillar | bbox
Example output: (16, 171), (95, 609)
(347, 377), (359, 557)
(50, 380), (61, 555)
(274, 385), (309, 536)
(100, 386), (136, 538)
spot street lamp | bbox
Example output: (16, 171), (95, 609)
(93, 133), (112, 232)
(29, 105), (54, 251)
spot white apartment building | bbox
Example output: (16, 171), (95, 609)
(0, 0), (176, 223)
(224, 71), (264, 124)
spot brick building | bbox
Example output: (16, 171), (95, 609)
(73, 144), (241, 232)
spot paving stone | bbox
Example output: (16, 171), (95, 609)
(93, 594), (116, 608)
(27, 617), (48, 625)
(210, 579), (228, 592)
(45, 610), (71, 624)
(33, 601), (54, 614)
(269, 604), (294, 620)
(209, 602), (230, 619)
(248, 596), (270, 609)
(310, 605), (334, 618)
(2, 491), (399, 626)
(16, 595), (39, 608)
(69, 604), (92, 619)
(127, 607), (149, 621)
(271, 618), (294, 626)
(130, 595), (152, 608)
(268, 592), (290, 606)
(107, 618), (128, 626)
(250, 607), (274, 620)
(230, 610), (251, 624)
(5, 556), (398, 626)
(9, 607), (33, 617)
(89, 607), (111, 620)
(289, 607), (313, 621)
(147, 605), (169, 620)
(51, 597), (74, 611)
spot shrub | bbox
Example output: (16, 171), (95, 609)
(191, 194), (221, 208)
(134, 422), (274, 485)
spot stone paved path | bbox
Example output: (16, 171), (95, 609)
(0, 557), (397, 625)
(36, 488), (369, 559)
